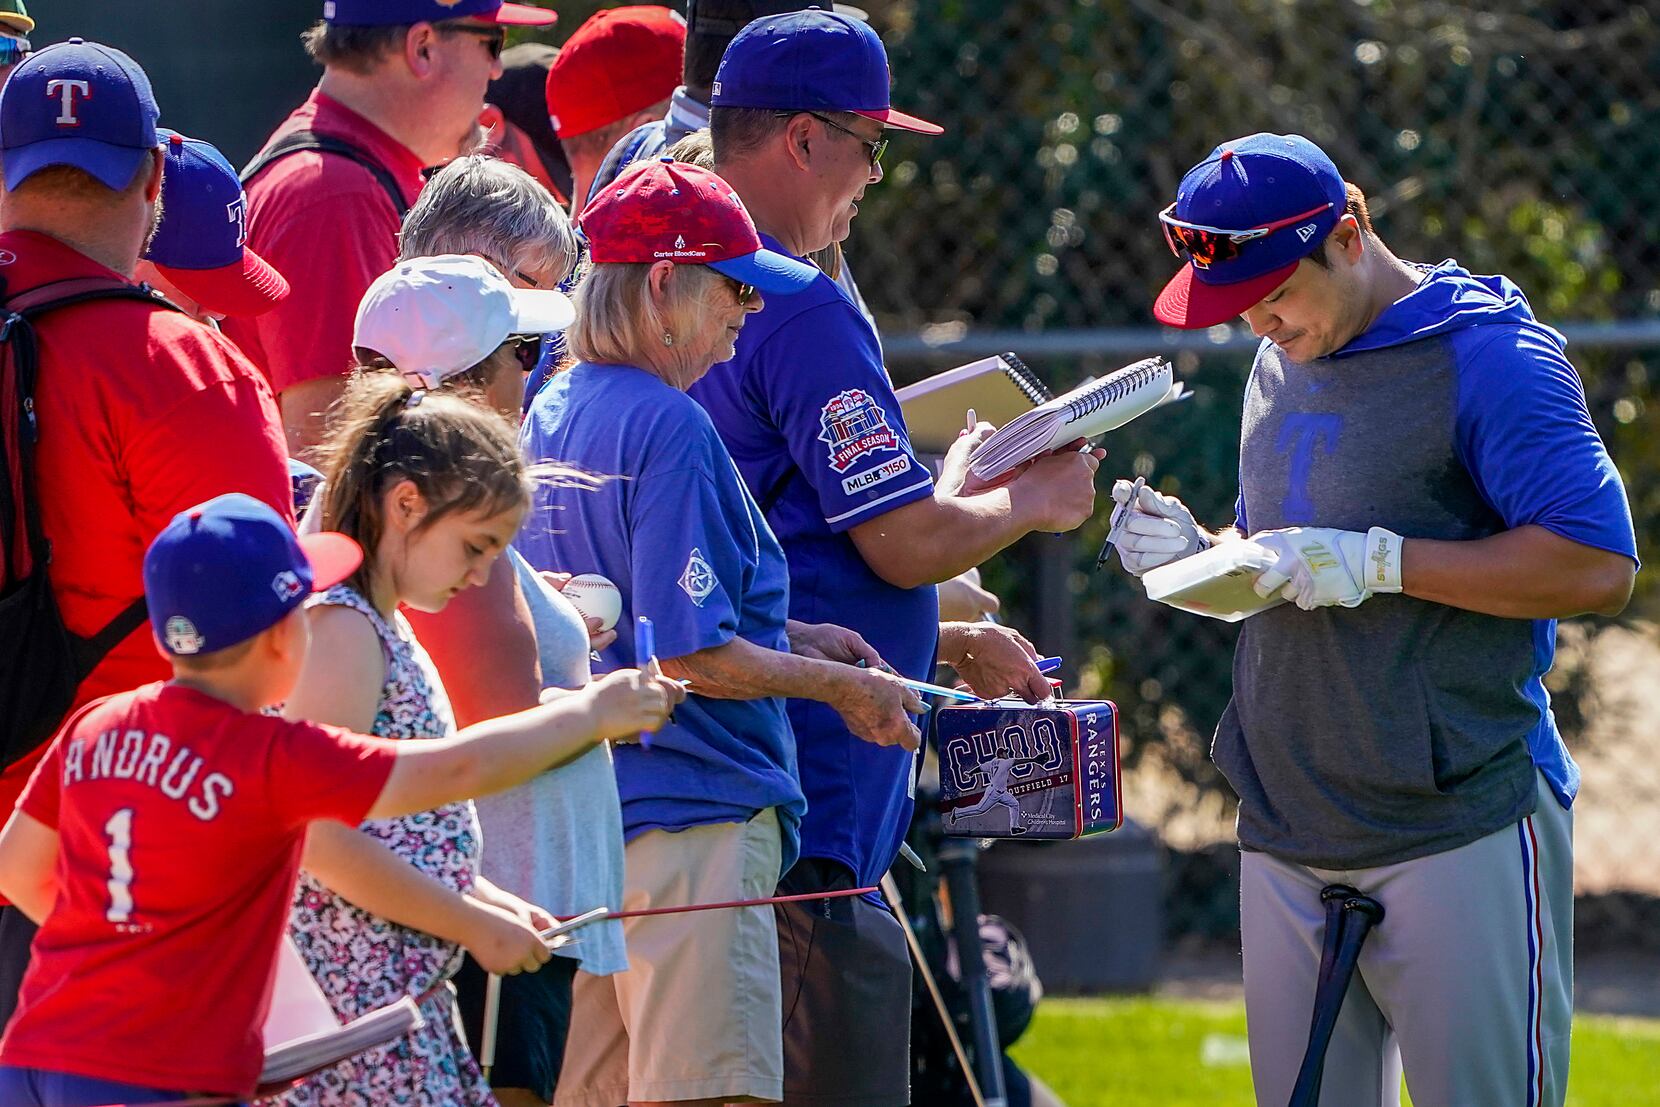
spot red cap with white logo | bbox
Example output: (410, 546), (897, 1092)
(578, 158), (819, 294)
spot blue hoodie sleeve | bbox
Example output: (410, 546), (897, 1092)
(1452, 326), (1637, 564)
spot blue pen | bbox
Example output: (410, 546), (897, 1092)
(636, 615), (656, 750)
(1036, 656), (1063, 674)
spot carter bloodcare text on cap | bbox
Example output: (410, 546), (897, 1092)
(578, 158), (819, 293)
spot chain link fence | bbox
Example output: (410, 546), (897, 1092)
(525, 0), (1660, 957)
(847, 0), (1660, 954)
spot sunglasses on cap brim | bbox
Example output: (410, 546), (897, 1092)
(1159, 201), (1334, 269)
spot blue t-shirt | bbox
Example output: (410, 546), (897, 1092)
(689, 234), (940, 887)
(518, 361), (805, 871)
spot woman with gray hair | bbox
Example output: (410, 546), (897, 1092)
(520, 159), (923, 1107)
(399, 153), (580, 292)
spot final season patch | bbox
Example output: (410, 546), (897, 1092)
(818, 389), (901, 473)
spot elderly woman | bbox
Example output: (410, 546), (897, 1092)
(399, 153), (583, 408)
(518, 159), (922, 1107)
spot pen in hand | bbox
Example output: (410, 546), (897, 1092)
(1096, 475), (1145, 570)
(636, 615), (657, 749)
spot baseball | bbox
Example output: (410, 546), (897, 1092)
(562, 573), (622, 632)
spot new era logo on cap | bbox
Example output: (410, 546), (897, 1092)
(1296, 223), (1318, 243)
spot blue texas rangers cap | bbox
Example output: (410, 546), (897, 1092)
(0, 38), (160, 192)
(143, 494), (362, 657)
(711, 8), (943, 134)
(145, 132), (291, 319)
(322, 0), (556, 26)
(1153, 133), (1348, 329)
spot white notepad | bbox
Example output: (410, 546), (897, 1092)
(259, 936), (425, 1088)
(967, 357), (1187, 482)
(1141, 541), (1287, 622)
(895, 353), (1051, 455)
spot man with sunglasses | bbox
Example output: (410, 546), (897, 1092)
(225, 0), (555, 465)
(1113, 132), (1637, 1107)
(700, 12), (1102, 1105)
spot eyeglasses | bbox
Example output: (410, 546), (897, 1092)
(0, 35), (30, 67)
(718, 274), (758, 305)
(440, 23), (507, 60)
(777, 111), (888, 169)
(1159, 201), (1334, 269)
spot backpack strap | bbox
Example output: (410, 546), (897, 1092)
(1, 276), (181, 667)
(241, 130), (412, 218)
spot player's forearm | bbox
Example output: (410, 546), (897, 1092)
(301, 821), (476, 943)
(1401, 524), (1634, 619)
(368, 692), (605, 818)
(661, 635), (862, 708)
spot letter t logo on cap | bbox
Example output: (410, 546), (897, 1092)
(45, 79), (91, 126)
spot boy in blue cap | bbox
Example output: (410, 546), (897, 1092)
(0, 494), (679, 1107)
(1112, 132), (1637, 1107)
(0, 38), (296, 1033)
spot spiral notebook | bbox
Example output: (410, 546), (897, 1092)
(895, 352), (1052, 454)
(968, 356), (1188, 481)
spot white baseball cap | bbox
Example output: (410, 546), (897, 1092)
(353, 254), (576, 390)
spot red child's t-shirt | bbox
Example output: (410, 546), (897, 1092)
(0, 683), (399, 1095)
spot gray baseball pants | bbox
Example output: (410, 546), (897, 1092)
(1241, 771), (1572, 1107)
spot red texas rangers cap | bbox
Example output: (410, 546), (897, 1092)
(322, 0), (556, 27)
(545, 6), (686, 140)
(579, 158), (819, 294)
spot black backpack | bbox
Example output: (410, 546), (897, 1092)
(0, 276), (182, 768)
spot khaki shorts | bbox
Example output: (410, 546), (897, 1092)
(554, 808), (785, 1107)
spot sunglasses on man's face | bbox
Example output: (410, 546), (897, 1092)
(440, 23), (506, 60)
(0, 35), (31, 67)
(776, 111), (888, 170)
(1159, 201), (1334, 268)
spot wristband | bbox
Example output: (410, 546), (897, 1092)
(1364, 527), (1404, 593)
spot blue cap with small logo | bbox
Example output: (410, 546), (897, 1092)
(143, 494), (362, 657)
(711, 8), (942, 134)
(321, 0), (556, 26)
(1154, 133), (1347, 329)
(0, 38), (160, 192)
(145, 132), (291, 318)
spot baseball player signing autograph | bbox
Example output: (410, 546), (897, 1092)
(1112, 133), (1638, 1107)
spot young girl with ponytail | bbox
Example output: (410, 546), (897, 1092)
(271, 373), (681, 1107)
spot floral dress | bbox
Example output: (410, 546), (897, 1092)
(275, 585), (494, 1107)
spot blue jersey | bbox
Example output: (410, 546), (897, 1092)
(519, 361), (805, 870)
(690, 234), (940, 886)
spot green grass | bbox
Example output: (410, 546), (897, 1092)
(1009, 997), (1660, 1107)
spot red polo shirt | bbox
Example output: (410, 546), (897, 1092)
(0, 230), (291, 873)
(224, 89), (428, 394)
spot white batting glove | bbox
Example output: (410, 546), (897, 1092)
(1107, 479), (1210, 576)
(1250, 527), (1404, 610)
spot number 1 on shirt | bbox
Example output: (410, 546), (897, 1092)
(105, 807), (135, 924)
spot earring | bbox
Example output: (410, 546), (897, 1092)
(662, 331), (675, 347)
